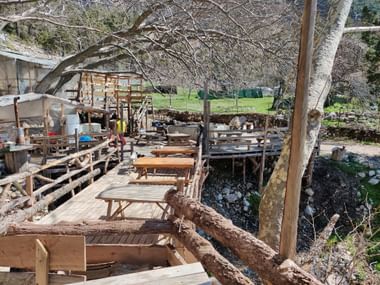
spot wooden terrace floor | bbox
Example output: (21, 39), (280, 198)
(37, 159), (167, 245)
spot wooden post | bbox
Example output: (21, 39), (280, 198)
(35, 239), (49, 285)
(13, 97), (21, 128)
(258, 117), (269, 193)
(202, 82), (210, 163)
(60, 104), (65, 136)
(120, 103), (124, 162)
(176, 178), (185, 193)
(89, 154), (94, 184)
(279, 0), (317, 259)
(25, 175), (34, 205)
(74, 128), (79, 152)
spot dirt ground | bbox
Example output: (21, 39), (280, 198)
(320, 140), (380, 157)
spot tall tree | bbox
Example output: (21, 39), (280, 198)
(258, 0), (354, 251)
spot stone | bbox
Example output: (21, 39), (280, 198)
(368, 178), (379, 185)
(357, 172), (366, 178)
(222, 187), (231, 195)
(243, 199), (250, 208)
(225, 193), (238, 203)
(236, 191), (242, 199)
(243, 206), (249, 212)
(305, 188), (314, 196)
(305, 205), (316, 216)
(216, 194), (223, 201)
(246, 182), (253, 189)
(369, 170), (376, 177)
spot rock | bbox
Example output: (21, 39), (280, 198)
(246, 182), (253, 189)
(236, 191), (242, 199)
(216, 194), (223, 201)
(243, 206), (249, 212)
(368, 178), (379, 185)
(225, 193), (238, 203)
(368, 170), (376, 177)
(243, 198), (250, 208)
(357, 172), (366, 178)
(305, 205), (316, 216)
(305, 188), (314, 196)
(222, 187), (231, 195)
(331, 146), (346, 161)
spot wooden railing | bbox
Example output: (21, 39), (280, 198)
(0, 140), (118, 233)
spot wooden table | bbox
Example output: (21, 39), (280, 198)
(96, 184), (172, 220)
(167, 133), (191, 146)
(133, 157), (194, 182)
(151, 146), (198, 157)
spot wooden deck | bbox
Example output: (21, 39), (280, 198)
(37, 161), (167, 245)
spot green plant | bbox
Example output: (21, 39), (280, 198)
(248, 192), (261, 216)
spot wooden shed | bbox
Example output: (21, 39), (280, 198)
(0, 49), (57, 95)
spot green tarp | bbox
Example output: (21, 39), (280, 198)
(198, 88), (263, 99)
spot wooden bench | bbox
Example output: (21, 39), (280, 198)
(133, 157), (194, 182)
(129, 177), (191, 185)
(151, 146), (198, 157)
(167, 133), (191, 146)
(96, 184), (173, 220)
(69, 262), (210, 285)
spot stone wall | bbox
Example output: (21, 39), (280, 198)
(325, 126), (380, 143)
(156, 109), (288, 128)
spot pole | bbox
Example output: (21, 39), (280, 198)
(279, 0), (317, 259)
(120, 103), (124, 162)
(202, 81), (210, 158)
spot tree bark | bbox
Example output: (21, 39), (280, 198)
(165, 190), (322, 285)
(0, 169), (100, 235)
(258, 0), (353, 251)
(170, 217), (254, 285)
(5, 219), (175, 236)
(344, 26), (380, 33)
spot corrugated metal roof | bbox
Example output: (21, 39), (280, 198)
(0, 49), (58, 67)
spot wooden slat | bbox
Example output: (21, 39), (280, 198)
(151, 147), (198, 156)
(96, 185), (171, 203)
(86, 244), (168, 266)
(133, 157), (194, 169)
(0, 235), (86, 271)
(69, 263), (208, 285)
(0, 272), (86, 285)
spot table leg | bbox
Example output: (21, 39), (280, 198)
(106, 201), (113, 218)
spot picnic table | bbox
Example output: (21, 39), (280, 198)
(96, 184), (172, 220)
(167, 133), (191, 145)
(151, 146), (198, 157)
(133, 157), (195, 182)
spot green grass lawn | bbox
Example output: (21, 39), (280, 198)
(150, 89), (274, 114)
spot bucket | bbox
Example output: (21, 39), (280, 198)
(16, 127), (25, 145)
(65, 114), (80, 142)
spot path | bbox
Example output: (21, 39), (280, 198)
(320, 140), (380, 157)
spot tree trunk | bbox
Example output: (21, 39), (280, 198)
(5, 220), (175, 236)
(165, 190), (322, 285)
(258, 0), (353, 251)
(171, 217), (253, 285)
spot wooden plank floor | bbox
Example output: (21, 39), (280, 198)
(37, 160), (167, 245)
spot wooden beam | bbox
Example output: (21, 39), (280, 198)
(166, 245), (187, 266)
(5, 220), (175, 236)
(0, 140), (110, 186)
(0, 169), (100, 235)
(170, 217), (253, 285)
(0, 235), (85, 271)
(280, 0), (317, 259)
(165, 190), (322, 285)
(86, 244), (168, 266)
(0, 272), (86, 285)
(35, 239), (49, 285)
